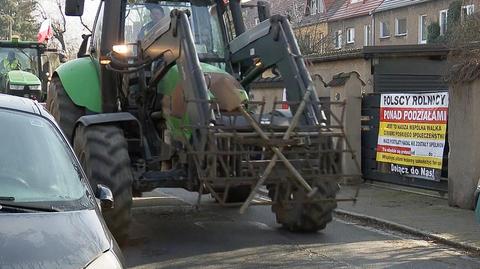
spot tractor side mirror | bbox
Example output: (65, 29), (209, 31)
(96, 184), (114, 211)
(65, 0), (85, 16)
(257, 1), (271, 22)
(78, 34), (91, 58)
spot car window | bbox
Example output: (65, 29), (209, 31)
(0, 110), (88, 206)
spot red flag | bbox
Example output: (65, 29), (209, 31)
(37, 19), (53, 43)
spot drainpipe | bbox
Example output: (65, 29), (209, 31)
(371, 13), (375, 46)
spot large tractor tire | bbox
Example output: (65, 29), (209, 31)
(268, 180), (339, 232)
(47, 77), (84, 140)
(73, 125), (133, 244)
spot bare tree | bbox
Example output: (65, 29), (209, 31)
(243, 0), (333, 55)
(294, 23), (338, 55)
(52, 0), (67, 52)
(445, 12), (480, 84)
(36, 0), (67, 52)
(283, 1), (334, 56)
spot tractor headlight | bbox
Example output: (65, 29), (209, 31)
(85, 251), (123, 269)
(29, 85), (41, 91)
(112, 44), (137, 57)
(112, 44), (130, 54)
(9, 84), (24, 91)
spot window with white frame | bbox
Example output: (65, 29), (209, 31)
(319, 32), (325, 53)
(334, 30), (342, 49)
(380, 21), (390, 38)
(395, 18), (407, 36)
(462, 4), (475, 17)
(439, 10), (448, 35)
(419, 15), (427, 44)
(346, 28), (355, 44)
(254, 18), (260, 25)
(308, 0), (325, 15)
(364, 24), (371, 46)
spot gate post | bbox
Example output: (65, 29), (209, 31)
(448, 79), (480, 209)
(328, 72), (363, 182)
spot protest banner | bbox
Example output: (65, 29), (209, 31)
(376, 92), (448, 181)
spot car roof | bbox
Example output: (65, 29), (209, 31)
(0, 94), (54, 121)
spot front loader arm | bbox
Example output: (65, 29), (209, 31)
(229, 15), (321, 126)
(141, 9), (212, 132)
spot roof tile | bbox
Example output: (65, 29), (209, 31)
(374, 0), (432, 13)
(329, 0), (384, 21)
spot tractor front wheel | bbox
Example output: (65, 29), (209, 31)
(73, 125), (133, 244)
(268, 180), (339, 233)
(47, 77), (84, 140)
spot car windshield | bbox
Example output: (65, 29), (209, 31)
(0, 110), (89, 209)
(124, 1), (225, 60)
(0, 47), (39, 76)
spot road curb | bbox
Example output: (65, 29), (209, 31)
(334, 209), (480, 255)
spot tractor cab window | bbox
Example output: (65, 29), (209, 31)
(0, 47), (39, 76)
(90, 1), (105, 56)
(124, 1), (225, 62)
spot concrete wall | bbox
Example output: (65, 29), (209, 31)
(250, 75), (329, 112)
(251, 57), (372, 107)
(309, 58), (373, 93)
(448, 79), (480, 209)
(330, 75), (363, 179)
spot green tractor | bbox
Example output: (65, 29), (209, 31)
(0, 38), (54, 101)
(48, 0), (356, 243)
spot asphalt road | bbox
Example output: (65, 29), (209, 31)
(123, 189), (480, 269)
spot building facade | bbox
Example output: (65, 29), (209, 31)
(373, 0), (479, 46)
(243, 0), (479, 52)
(326, 0), (384, 50)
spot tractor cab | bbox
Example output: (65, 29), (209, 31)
(0, 38), (51, 101)
(124, 1), (225, 57)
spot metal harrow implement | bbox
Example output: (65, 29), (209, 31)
(184, 86), (360, 231)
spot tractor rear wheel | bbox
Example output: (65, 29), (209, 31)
(73, 125), (133, 244)
(268, 180), (339, 232)
(47, 77), (84, 140)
